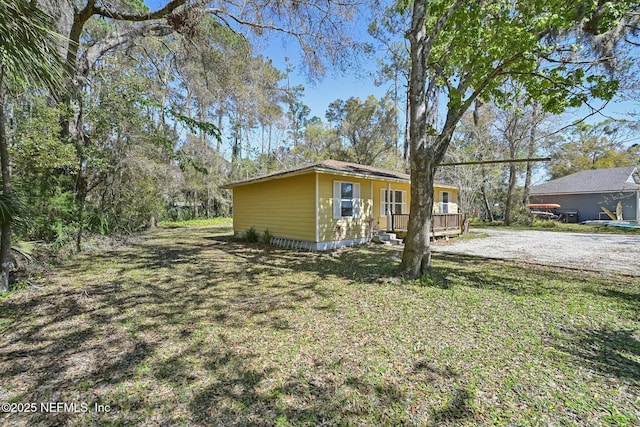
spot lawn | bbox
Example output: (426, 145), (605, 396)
(471, 219), (640, 235)
(1, 222), (638, 426)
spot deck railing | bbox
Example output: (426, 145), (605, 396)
(432, 213), (461, 231)
(391, 213), (462, 236)
(391, 214), (410, 232)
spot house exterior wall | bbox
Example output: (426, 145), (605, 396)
(372, 183), (459, 231)
(317, 172), (374, 243)
(433, 187), (459, 215)
(231, 173), (316, 241)
(530, 192), (639, 221)
(229, 170), (462, 249)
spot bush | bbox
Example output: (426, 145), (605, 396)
(244, 226), (260, 243)
(261, 229), (272, 245)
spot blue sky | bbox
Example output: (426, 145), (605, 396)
(260, 45), (390, 120)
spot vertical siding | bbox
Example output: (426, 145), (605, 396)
(317, 173), (373, 242)
(232, 173), (316, 241)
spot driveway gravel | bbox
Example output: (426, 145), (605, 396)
(432, 228), (640, 277)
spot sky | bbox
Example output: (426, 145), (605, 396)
(260, 45), (390, 121)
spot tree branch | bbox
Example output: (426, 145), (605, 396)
(80, 23), (174, 77)
(93, 0), (186, 21)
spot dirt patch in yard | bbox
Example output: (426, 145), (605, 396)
(433, 229), (640, 276)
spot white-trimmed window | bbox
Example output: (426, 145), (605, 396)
(441, 191), (450, 214)
(333, 181), (361, 219)
(380, 189), (407, 216)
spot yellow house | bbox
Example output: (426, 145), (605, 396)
(221, 160), (460, 250)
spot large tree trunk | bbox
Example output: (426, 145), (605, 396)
(399, 0), (462, 278)
(399, 0), (430, 278)
(0, 77), (11, 292)
(401, 155), (437, 277)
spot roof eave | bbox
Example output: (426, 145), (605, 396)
(314, 166), (410, 183)
(220, 165), (414, 189)
(530, 188), (640, 196)
(220, 168), (315, 189)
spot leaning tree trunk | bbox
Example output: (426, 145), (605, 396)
(0, 77), (12, 292)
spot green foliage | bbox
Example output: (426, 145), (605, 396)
(261, 229), (272, 245)
(547, 119), (639, 179)
(532, 219), (558, 228)
(0, 0), (65, 90)
(159, 217), (232, 228)
(9, 98), (76, 241)
(324, 95), (399, 167)
(11, 99), (74, 173)
(0, 193), (16, 224)
(244, 226), (260, 243)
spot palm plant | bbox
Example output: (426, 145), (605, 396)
(0, 0), (66, 292)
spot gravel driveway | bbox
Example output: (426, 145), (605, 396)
(432, 228), (640, 277)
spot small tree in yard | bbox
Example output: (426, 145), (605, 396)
(399, 0), (634, 278)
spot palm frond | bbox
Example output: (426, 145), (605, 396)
(0, 192), (15, 224)
(0, 0), (67, 90)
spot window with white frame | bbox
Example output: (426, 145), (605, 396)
(441, 191), (450, 213)
(333, 181), (361, 219)
(380, 189), (407, 216)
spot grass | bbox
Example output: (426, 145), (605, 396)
(471, 219), (640, 235)
(0, 222), (638, 426)
(158, 217), (232, 228)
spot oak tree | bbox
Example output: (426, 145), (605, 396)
(400, 0), (632, 278)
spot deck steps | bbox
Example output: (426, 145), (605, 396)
(372, 232), (403, 245)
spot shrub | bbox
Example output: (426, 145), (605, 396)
(262, 229), (272, 245)
(244, 226), (260, 243)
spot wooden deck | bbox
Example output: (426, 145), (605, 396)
(391, 213), (462, 237)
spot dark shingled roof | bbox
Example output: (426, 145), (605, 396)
(530, 166), (640, 195)
(221, 159), (456, 189)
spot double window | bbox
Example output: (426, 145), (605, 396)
(381, 189), (406, 216)
(333, 181), (360, 219)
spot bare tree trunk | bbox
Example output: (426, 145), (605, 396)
(479, 165), (493, 221)
(69, 81), (88, 253)
(504, 161), (517, 225)
(0, 76), (11, 292)
(522, 103), (538, 207)
(403, 87), (410, 170)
